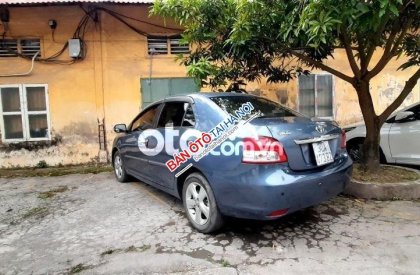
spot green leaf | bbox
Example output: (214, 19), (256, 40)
(389, 4), (399, 16)
(379, 9), (386, 17)
(356, 3), (369, 14)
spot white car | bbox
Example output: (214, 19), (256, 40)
(344, 102), (420, 166)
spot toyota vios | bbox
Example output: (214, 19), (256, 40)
(112, 93), (352, 233)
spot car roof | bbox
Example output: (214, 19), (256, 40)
(162, 92), (258, 103)
(157, 92), (259, 104)
(191, 92), (258, 98)
(401, 101), (420, 111)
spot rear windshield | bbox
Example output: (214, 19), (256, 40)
(210, 96), (300, 118)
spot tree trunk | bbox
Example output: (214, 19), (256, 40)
(353, 80), (382, 172)
(362, 117), (381, 172)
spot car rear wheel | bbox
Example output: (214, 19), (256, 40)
(113, 152), (129, 182)
(182, 173), (224, 233)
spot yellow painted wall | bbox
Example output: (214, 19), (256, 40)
(245, 49), (420, 126)
(0, 4), (190, 167)
(0, 4), (418, 167)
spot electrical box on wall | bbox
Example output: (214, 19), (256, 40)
(68, 39), (81, 58)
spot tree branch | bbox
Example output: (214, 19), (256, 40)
(364, 19), (390, 69)
(379, 67), (420, 123)
(340, 31), (361, 78)
(364, 0), (411, 70)
(290, 50), (354, 84)
(367, 17), (413, 80)
(356, 33), (368, 74)
(388, 19), (413, 57)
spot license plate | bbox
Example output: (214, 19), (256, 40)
(312, 141), (334, 166)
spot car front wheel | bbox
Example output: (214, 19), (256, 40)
(347, 142), (363, 163)
(113, 152), (129, 182)
(347, 140), (387, 164)
(182, 173), (224, 233)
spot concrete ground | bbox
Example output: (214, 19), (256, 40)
(0, 173), (420, 275)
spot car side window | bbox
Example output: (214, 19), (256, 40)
(182, 104), (196, 127)
(158, 102), (193, 128)
(130, 105), (159, 131)
(408, 105), (420, 120)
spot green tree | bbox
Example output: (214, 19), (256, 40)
(152, 0), (420, 172)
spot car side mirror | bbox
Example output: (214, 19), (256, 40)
(113, 124), (127, 133)
(394, 111), (415, 123)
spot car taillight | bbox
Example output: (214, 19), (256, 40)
(267, 208), (289, 218)
(340, 130), (346, 149)
(242, 136), (287, 164)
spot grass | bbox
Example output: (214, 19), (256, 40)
(21, 206), (49, 219)
(100, 245), (151, 257)
(38, 186), (69, 199)
(221, 259), (232, 267)
(126, 245), (151, 253)
(36, 160), (49, 169)
(352, 164), (420, 183)
(0, 164), (112, 178)
(67, 263), (92, 274)
(100, 249), (117, 256)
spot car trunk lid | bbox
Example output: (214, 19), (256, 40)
(249, 116), (341, 171)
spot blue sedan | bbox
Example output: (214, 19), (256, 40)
(112, 93), (352, 233)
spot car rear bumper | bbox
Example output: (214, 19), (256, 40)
(213, 156), (353, 220)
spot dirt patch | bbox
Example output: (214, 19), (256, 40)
(0, 164), (112, 178)
(38, 186), (69, 199)
(352, 164), (420, 183)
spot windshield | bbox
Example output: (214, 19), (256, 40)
(210, 96), (300, 118)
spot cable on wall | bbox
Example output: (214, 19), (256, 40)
(0, 51), (39, 77)
(0, 13), (90, 64)
(96, 7), (183, 32)
(0, 5), (184, 66)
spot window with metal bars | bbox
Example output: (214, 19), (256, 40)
(0, 38), (41, 57)
(147, 37), (168, 55)
(169, 36), (189, 54)
(147, 36), (189, 55)
(21, 39), (41, 57)
(0, 39), (18, 57)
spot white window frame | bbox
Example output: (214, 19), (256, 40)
(0, 84), (51, 142)
(297, 72), (336, 120)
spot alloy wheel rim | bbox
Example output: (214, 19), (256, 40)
(185, 182), (210, 226)
(114, 155), (123, 178)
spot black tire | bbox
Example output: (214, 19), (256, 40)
(113, 151), (129, 183)
(347, 141), (363, 163)
(182, 173), (224, 233)
(379, 149), (387, 164)
(347, 140), (387, 164)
